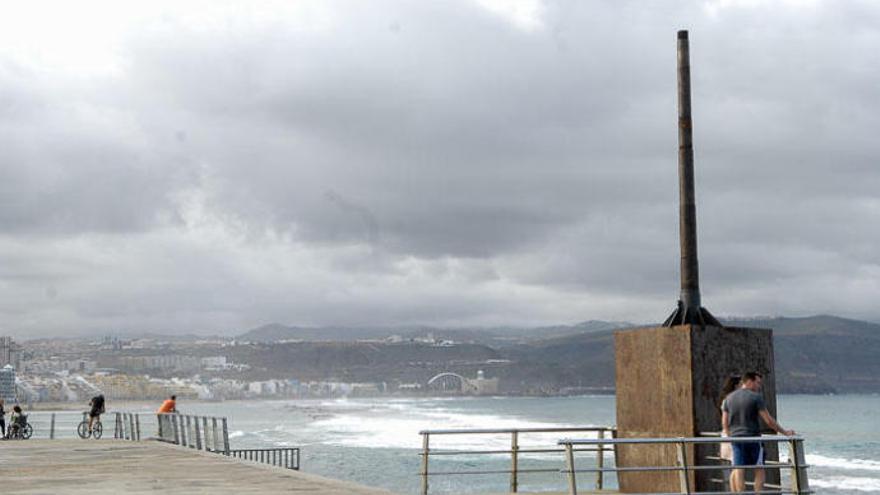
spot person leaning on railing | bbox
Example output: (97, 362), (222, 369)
(721, 371), (795, 494)
(156, 395), (177, 438)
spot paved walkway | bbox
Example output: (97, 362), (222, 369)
(0, 440), (397, 494)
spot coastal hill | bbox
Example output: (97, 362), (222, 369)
(234, 315), (880, 394)
(500, 315), (880, 393)
(238, 320), (630, 344)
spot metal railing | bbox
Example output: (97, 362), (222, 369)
(558, 435), (811, 495)
(157, 412), (230, 454)
(9, 410), (302, 473)
(4, 411), (137, 440)
(6, 411), (74, 439)
(229, 447), (300, 470)
(113, 412), (142, 440)
(418, 426), (616, 495)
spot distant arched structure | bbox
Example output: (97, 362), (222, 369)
(426, 372), (466, 392)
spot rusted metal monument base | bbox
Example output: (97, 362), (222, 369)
(614, 324), (778, 493)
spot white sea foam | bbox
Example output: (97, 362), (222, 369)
(228, 430), (246, 439)
(811, 476), (880, 492)
(302, 398), (600, 456)
(808, 454), (880, 472)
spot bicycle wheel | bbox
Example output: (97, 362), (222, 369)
(22, 423), (33, 439)
(77, 421), (90, 439)
(92, 421), (103, 439)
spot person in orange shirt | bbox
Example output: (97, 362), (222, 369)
(156, 395), (177, 439)
(157, 395), (177, 414)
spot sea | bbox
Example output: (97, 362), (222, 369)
(165, 395), (876, 494)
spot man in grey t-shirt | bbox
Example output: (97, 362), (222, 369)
(722, 371), (794, 493)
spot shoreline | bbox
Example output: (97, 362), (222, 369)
(19, 391), (870, 411)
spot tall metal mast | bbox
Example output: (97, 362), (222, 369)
(664, 30), (721, 327)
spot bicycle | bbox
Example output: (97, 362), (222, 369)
(77, 413), (103, 439)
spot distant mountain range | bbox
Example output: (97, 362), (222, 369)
(497, 314), (880, 393)
(236, 319), (632, 343)
(235, 315), (880, 393)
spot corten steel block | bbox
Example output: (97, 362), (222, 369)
(614, 325), (777, 493)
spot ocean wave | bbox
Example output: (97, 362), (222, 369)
(807, 454), (880, 472)
(305, 403), (601, 451)
(228, 430), (246, 439)
(811, 476), (880, 492)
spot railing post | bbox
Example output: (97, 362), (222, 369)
(129, 413), (135, 441)
(172, 414), (180, 445)
(596, 429), (605, 490)
(212, 417), (219, 452)
(135, 414), (141, 441)
(202, 417), (209, 450)
(179, 415), (184, 445)
(222, 417), (230, 455)
(676, 440), (691, 494)
(789, 438), (810, 494)
(115, 413), (121, 439)
(181, 415), (189, 446)
(50, 413), (56, 440)
(510, 431), (519, 493)
(194, 416), (202, 450)
(185, 416), (193, 448)
(420, 432), (430, 495)
(564, 442), (578, 495)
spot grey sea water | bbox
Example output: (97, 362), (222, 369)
(173, 395), (878, 494)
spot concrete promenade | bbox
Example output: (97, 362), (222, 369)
(0, 439), (397, 494)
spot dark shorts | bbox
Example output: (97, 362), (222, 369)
(89, 409), (102, 418)
(732, 441), (764, 466)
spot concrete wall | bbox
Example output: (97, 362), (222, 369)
(614, 324), (776, 493)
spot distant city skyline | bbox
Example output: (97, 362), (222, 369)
(2, 1), (879, 338)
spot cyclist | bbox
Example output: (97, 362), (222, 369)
(88, 394), (106, 433)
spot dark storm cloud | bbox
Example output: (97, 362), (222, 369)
(1, 0), (879, 336)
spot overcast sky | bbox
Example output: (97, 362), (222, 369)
(1, 0), (879, 338)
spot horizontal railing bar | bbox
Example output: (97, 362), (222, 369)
(706, 456), (793, 468)
(421, 427), (614, 435)
(560, 435), (800, 445)
(229, 448), (299, 452)
(420, 447), (605, 456)
(517, 447), (605, 454)
(425, 468), (562, 476)
(424, 469), (531, 476)
(562, 462), (804, 474)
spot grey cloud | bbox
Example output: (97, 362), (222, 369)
(1, 0), (880, 336)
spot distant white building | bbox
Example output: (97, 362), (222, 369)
(200, 356), (229, 369)
(0, 337), (22, 370)
(0, 364), (16, 402)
